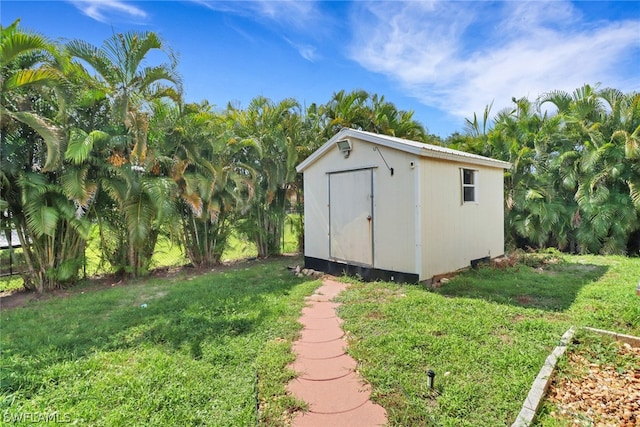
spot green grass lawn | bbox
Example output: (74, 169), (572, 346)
(1, 253), (637, 426)
(1, 256), (316, 426)
(336, 253), (639, 426)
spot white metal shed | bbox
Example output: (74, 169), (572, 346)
(296, 128), (512, 283)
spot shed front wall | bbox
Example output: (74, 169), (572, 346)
(302, 137), (418, 276)
(420, 158), (505, 280)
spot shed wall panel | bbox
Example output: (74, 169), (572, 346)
(302, 161), (330, 261)
(366, 144), (417, 274)
(420, 159), (505, 279)
(303, 137), (417, 275)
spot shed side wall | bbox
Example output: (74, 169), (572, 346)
(302, 158), (330, 262)
(420, 159), (505, 279)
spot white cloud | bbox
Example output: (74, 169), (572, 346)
(254, 0), (319, 29)
(349, 1), (640, 121)
(190, 0), (327, 61)
(191, 0), (323, 32)
(285, 38), (320, 62)
(69, 0), (147, 24)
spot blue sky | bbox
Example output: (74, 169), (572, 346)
(3, 1), (639, 137)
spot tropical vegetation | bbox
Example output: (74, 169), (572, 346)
(447, 86), (640, 255)
(1, 19), (639, 291)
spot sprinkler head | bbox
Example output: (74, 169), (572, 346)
(427, 369), (436, 389)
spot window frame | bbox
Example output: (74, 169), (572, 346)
(461, 168), (478, 204)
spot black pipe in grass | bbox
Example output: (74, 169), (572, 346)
(254, 370), (260, 426)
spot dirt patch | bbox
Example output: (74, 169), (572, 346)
(534, 267), (558, 276)
(0, 289), (37, 310)
(135, 289), (169, 306)
(565, 264), (601, 273)
(491, 326), (514, 344)
(365, 310), (386, 320)
(512, 314), (527, 322)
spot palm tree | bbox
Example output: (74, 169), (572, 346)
(487, 98), (559, 249)
(229, 97), (300, 257)
(155, 101), (258, 266)
(483, 84), (640, 254)
(571, 88), (640, 254)
(65, 31), (183, 276)
(0, 20), (65, 173)
(320, 89), (370, 138)
(601, 89), (640, 211)
(319, 90), (428, 141)
(1, 20), (95, 291)
(66, 31), (182, 164)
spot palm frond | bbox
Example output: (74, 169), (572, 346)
(65, 129), (109, 164)
(10, 110), (62, 171)
(65, 39), (116, 84)
(140, 65), (182, 91)
(2, 67), (64, 91)
(60, 166), (97, 208)
(538, 90), (572, 113)
(124, 191), (155, 247)
(0, 23), (51, 65)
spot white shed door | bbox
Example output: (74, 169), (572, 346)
(329, 169), (373, 266)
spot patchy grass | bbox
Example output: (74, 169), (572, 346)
(0, 232), (190, 294)
(0, 256), (318, 426)
(222, 231), (259, 261)
(432, 257), (606, 312)
(0, 247), (25, 293)
(565, 255), (640, 336)
(337, 254), (639, 426)
(85, 231), (190, 276)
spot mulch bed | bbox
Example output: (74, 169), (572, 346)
(547, 340), (640, 426)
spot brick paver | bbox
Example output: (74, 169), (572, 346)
(287, 279), (387, 426)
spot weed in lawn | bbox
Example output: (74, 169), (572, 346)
(0, 257), (319, 426)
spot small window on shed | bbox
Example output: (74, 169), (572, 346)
(461, 168), (477, 203)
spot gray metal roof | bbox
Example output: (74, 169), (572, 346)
(296, 128), (512, 172)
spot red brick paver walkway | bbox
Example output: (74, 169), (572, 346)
(287, 278), (387, 426)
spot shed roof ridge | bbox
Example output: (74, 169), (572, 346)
(342, 128), (510, 164)
(296, 128), (512, 172)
